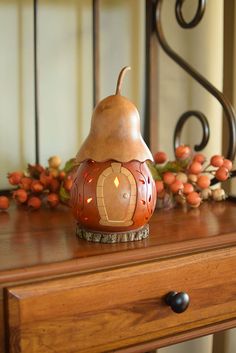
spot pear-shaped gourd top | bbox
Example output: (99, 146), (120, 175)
(76, 66), (153, 163)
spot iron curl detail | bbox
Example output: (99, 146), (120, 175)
(174, 111), (209, 152)
(175, 0), (205, 28)
(155, 0), (236, 160)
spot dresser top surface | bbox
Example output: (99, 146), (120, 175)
(1, 201), (236, 282)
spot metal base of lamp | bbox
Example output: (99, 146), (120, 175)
(76, 224), (149, 243)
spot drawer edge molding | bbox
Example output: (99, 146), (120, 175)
(1, 235), (236, 285)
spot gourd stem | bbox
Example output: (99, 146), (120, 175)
(115, 66), (131, 95)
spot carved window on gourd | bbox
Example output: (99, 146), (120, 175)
(96, 162), (136, 226)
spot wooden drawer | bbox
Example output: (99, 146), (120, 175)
(6, 247), (236, 353)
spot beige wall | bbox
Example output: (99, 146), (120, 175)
(0, 1), (235, 353)
(157, 0), (223, 159)
(0, 0), (145, 189)
(0, 0), (224, 190)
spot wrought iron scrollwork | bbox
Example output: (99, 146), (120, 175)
(155, 0), (236, 160)
(175, 0), (205, 28)
(174, 111), (209, 152)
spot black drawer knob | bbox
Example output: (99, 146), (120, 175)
(165, 291), (190, 313)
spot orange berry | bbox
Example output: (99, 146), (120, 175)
(155, 180), (164, 194)
(163, 172), (175, 185)
(8, 171), (23, 185)
(186, 192), (201, 206)
(175, 145), (191, 160)
(193, 153), (206, 164)
(31, 180), (44, 193)
(64, 177), (73, 191)
(215, 166), (229, 181)
(0, 196), (10, 210)
(47, 193), (60, 208)
(19, 177), (32, 191)
(210, 155), (224, 167)
(13, 189), (28, 203)
(40, 172), (53, 187)
(170, 180), (184, 194)
(154, 151), (168, 164)
(50, 179), (60, 193)
(222, 159), (233, 171)
(28, 197), (42, 210)
(197, 175), (211, 189)
(58, 171), (66, 181)
(188, 162), (202, 174)
(183, 183), (194, 195)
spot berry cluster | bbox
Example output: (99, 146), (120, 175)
(0, 156), (76, 211)
(151, 145), (232, 208)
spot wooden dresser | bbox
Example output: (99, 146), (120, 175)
(1, 201), (236, 353)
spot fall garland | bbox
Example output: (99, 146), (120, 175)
(0, 145), (233, 212)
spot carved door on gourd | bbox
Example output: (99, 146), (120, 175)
(96, 162), (136, 227)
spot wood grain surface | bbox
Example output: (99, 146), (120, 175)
(6, 247), (236, 353)
(1, 202), (236, 352)
(1, 201), (236, 281)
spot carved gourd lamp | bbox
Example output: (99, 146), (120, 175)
(71, 67), (156, 243)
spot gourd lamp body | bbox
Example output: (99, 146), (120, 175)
(71, 67), (156, 242)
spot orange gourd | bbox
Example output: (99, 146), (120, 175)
(71, 67), (156, 242)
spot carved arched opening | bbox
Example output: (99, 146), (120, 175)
(96, 162), (136, 227)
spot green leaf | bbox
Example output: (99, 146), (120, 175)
(147, 159), (188, 181)
(146, 161), (161, 180)
(63, 158), (77, 173)
(59, 185), (70, 203)
(155, 161), (183, 175)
